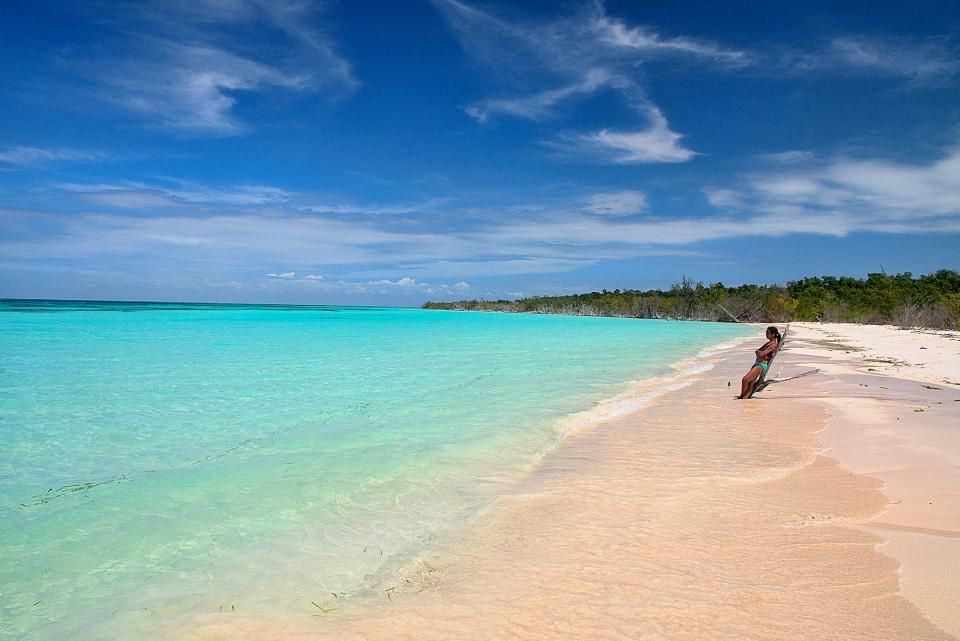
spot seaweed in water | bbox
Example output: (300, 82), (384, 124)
(20, 474), (129, 508)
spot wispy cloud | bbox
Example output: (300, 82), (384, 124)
(755, 152), (960, 215)
(703, 188), (746, 209)
(582, 190), (648, 216)
(783, 35), (960, 84)
(60, 180), (292, 207)
(0, 145), (111, 167)
(762, 150), (814, 164)
(73, 0), (356, 135)
(303, 198), (448, 215)
(368, 277), (418, 287)
(431, 0), (736, 163)
(709, 148), (960, 230)
(465, 68), (622, 123)
(436, 0), (957, 143)
(593, 12), (749, 63)
(431, 0), (748, 81)
(276, 275), (469, 298)
(97, 44), (309, 135)
(4, 147), (958, 289)
(547, 107), (695, 164)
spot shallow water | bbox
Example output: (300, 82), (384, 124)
(0, 300), (750, 640)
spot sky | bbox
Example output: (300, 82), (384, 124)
(1, 0), (959, 305)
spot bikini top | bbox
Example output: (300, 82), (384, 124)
(758, 339), (777, 363)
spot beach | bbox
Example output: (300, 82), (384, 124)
(189, 321), (960, 641)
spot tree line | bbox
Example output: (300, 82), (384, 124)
(422, 270), (960, 329)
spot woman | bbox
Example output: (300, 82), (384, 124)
(738, 326), (781, 399)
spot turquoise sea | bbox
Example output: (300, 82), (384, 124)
(0, 300), (751, 640)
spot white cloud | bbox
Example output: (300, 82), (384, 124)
(829, 36), (959, 82)
(704, 148), (960, 235)
(432, 0), (748, 76)
(5, 149), (959, 289)
(594, 14), (749, 63)
(435, 0), (957, 159)
(750, 151), (960, 215)
(465, 68), (620, 123)
(0, 146), (110, 167)
(363, 258), (601, 278)
(61, 180), (291, 207)
(703, 188), (745, 209)
(362, 277), (425, 290)
(303, 198), (447, 215)
(477, 211), (860, 249)
(431, 0), (727, 162)
(79, 0), (356, 135)
(783, 36), (960, 84)
(303, 274), (323, 280)
(762, 150), (814, 163)
(453, 281), (470, 290)
(583, 190), (648, 216)
(100, 44), (310, 135)
(547, 107), (695, 164)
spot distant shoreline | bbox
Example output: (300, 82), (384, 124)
(424, 269), (960, 330)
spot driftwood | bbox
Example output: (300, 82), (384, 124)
(716, 302), (742, 323)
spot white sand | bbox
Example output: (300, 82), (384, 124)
(791, 321), (960, 387)
(787, 322), (960, 637)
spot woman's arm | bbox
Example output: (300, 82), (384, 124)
(757, 339), (778, 359)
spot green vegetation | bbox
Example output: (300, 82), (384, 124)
(423, 270), (960, 329)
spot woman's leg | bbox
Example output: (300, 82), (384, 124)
(739, 365), (764, 399)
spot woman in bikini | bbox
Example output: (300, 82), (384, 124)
(738, 326), (781, 399)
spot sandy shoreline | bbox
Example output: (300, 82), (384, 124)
(789, 322), (960, 637)
(190, 323), (960, 641)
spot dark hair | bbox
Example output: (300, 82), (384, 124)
(766, 326), (781, 343)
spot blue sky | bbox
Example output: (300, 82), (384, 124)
(1, 0), (959, 305)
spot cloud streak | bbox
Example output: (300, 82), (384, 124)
(582, 190), (648, 216)
(465, 68), (622, 123)
(4, 147), (958, 290)
(547, 107), (695, 164)
(431, 0), (727, 163)
(97, 44), (309, 135)
(434, 0), (957, 171)
(706, 148), (960, 234)
(60, 180), (292, 207)
(0, 146), (111, 167)
(73, 0), (357, 135)
(592, 11), (749, 63)
(785, 35), (960, 84)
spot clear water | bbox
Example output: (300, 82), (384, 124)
(0, 300), (751, 640)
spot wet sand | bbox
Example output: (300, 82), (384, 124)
(190, 324), (959, 641)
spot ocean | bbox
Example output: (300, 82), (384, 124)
(0, 300), (752, 640)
